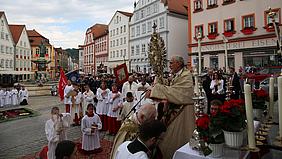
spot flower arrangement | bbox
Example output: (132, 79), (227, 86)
(252, 89), (268, 110)
(219, 99), (247, 132)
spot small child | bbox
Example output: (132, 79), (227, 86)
(118, 92), (135, 122)
(107, 83), (123, 135)
(81, 104), (102, 154)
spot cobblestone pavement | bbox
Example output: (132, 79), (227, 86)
(0, 96), (115, 159)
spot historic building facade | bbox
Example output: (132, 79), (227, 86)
(9, 25), (32, 81)
(129, 0), (188, 73)
(108, 11), (132, 74)
(188, 0), (282, 71)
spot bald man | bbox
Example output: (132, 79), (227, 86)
(110, 104), (157, 159)
(148, 56), (195, 159)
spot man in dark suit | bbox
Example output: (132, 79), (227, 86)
(202, 69), (213, 114)
(229, 67), (241, 99)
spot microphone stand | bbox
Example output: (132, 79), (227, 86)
(123, 90), (149, 121)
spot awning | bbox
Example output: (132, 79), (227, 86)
(0, 70), (34, 75)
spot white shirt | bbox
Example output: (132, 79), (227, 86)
(122, 81), (138, 99)
(210, 79), (224, 94)
(19, 89), (28, 102)
(64, 85), (73, 104)
(115, 141), (149, 159)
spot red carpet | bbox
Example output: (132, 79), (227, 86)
(19, 139), (113, 159)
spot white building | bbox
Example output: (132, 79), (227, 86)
(188, 0), (282, 71)
(129, 0), (188, 73)
(108, 11), (133, 74)
(0, 12), (14, 72)
(78, 46), (84, 71)
(9, 25), (32, 81)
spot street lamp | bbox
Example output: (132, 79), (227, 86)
(223, 36), (229, 73)
(268, 7), (282, 56)
(197, 32), (202, 74)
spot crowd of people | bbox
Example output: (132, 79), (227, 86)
(0, 84), (29, 107)
(44, 55), (246, 159)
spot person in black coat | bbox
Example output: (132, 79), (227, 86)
(229, 67), (241, 99)
(202, 69), (213, 114)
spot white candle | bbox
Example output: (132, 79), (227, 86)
(244, 84), (256, 149)
(269, 77), (275, 118)
(278, 77), (282, 139)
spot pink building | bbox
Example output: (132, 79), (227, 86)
(82, 24), (108, 75)
(188, 0), (282, 71)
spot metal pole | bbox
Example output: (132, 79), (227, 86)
(223, 36), (228, 73)
(197, 33), (202, 75)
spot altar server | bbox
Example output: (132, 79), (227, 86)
(45, 107), (71, 159)
(81, 104), (102, 153)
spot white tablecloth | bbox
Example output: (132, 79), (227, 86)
(173, 121), (260, 159)
(173, 143), (249, 159)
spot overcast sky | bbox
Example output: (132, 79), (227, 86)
(1, 0), (134, 49)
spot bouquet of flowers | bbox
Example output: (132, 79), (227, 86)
(219, 99), (246, 132)
(252, 89), (268, 109)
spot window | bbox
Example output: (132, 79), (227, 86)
(1, 20), (3, 26)
(147, 21), (152, 32)
(124, 37), (126, 44)
(159, 17), (164, 28)
(113, 29), (115, 36)
(141, 10), (144, 19)
(136, 45), (140, 55)
(110, 30), (112, 37)
(224, 18), (235, 32)
(147, 6), (151, 16)
(124, 25), (126, 32)
(208, 22), (218, 34)
(135, 11), (140, 21)
(265, 8), (281, 26)
(116, 28), (119, 35)
(131, 27), (135, 37)
(136, 26), (140, 36)
(5, 34), (8, 41)
(116, 39), (119, 46)
(195, 25), (204, 38)
(117, 50), (119, 57)
(1, 45), (4, 53)
(124, 49), (126, 57)
(120, 38), (123, 45)
(153, 19), (158, 27)
(242, 14), (255, 28)
(1, 32), (4, 39)
(222, 0), (235, 5)
(131, 46), (134, 56)
(110, 41), (112, 47)
(120, 49), (123, 57)
(5, 60), (8, 68)
(6, 46), (8, 54)
(142, 23), (146, 34)
(142, 44), (146, 54)
(153, 3), (158, 13)
(194, 0), (202, 11)
(207, 0), (217, 6)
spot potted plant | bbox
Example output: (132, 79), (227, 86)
(252, 89), (268, 119)
(219, 99), (247, 148)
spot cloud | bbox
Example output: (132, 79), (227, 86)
(0, 0), (134, 48)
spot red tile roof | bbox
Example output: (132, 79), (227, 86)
(162, 0), (188, 16)
(117, 11), (133, 17)
(9, 25), (25, 44)
(27, 29), (51, 47)
(90, 24), (108, 39)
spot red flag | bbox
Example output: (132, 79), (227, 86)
(58, 68), (67, 101)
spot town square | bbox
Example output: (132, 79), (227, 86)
(1, 0), (282, 159)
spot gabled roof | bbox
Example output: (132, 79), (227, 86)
(90, 24), (108, 39)
(117, 11), (133, 17)
(161, 0), (188, 16)
(27, 29), (51, 47)
(9, 25), (25, 44)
